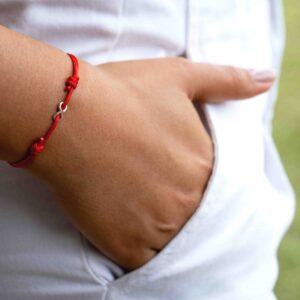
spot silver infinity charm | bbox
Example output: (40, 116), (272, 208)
(53, 101), (68, 120)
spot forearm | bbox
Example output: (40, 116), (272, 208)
(0, 25), (92, 162)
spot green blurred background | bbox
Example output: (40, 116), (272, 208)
(274, 0), (300, 298)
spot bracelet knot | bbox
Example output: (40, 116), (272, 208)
(65, 75), (79, 91)
(30, 138), (45, 156)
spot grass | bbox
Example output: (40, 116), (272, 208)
(273, 0), (300, 298)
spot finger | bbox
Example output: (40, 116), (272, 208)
(186, 62), (276, 103)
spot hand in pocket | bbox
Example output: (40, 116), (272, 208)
(29, 58), (275, 270)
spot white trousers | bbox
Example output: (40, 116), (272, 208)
(0, 0), (295, 299)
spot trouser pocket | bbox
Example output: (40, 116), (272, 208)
(81, 102), (219, 293)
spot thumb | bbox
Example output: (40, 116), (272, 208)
(186, 62), (276, 102)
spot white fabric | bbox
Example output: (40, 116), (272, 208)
(0, 1), (295, 299)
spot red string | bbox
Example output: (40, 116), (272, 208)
(8, 53), (79, 168)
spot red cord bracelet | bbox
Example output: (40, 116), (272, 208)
(8, 53), (79, 168)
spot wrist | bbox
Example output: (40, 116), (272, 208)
(0, 47), (78, 162)
(25, 60), (97, 183)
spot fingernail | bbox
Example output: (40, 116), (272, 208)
(249, 69), (277, 83)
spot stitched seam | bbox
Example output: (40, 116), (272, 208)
(79, 233), (110, 286)
(104, 0), (125, 62)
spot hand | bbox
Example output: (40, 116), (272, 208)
(28, 58), (275, 270)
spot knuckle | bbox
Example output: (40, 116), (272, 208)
(156, 220), (179, 235)
(174, 187), (202, 212)
(194, 138), (214, 177)
(199, 150), (214, 184)
(204, 146), (214, 171)
(170, 152), (214, 214)
(169, 56), (191, 79)
(199, 135), (214, 168)
(200, 155), (214, 176)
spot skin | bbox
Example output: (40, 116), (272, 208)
(0, 25), (275, 270)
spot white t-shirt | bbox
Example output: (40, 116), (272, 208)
(0, 1), (295, 299)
